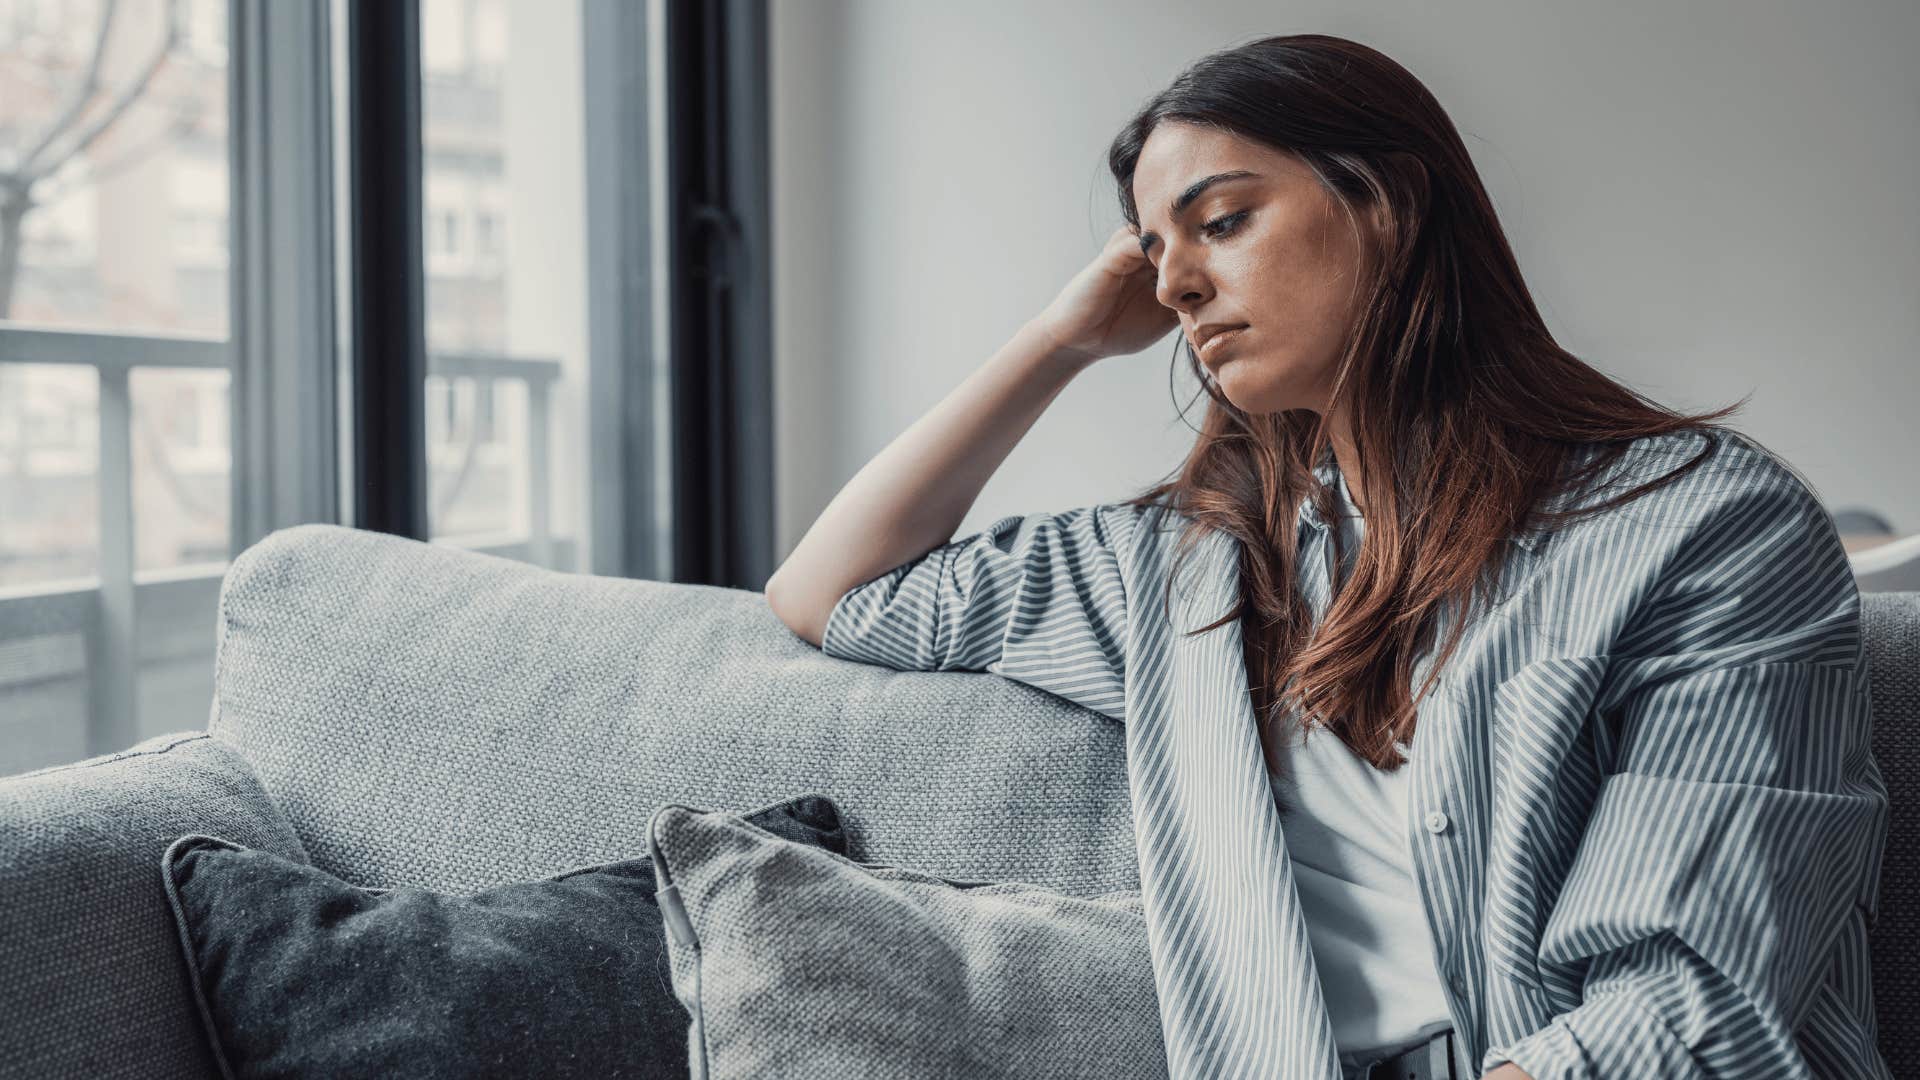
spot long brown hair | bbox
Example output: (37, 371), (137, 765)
(1105, 33), (1755, 777)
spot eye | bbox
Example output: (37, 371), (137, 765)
(1141, 211), (1250, 269)
(1202, 210), (1249, 239)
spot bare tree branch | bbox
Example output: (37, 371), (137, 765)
(33, 104), (208, 207)
(14, 0), (121, 174)
(22, 0), (181, 185)
(0, 1), (185, 319)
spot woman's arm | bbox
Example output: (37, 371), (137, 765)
(1481, 466), (1885, 1080)
(765, 318), (1089, 648)
(768, 224), (1178, 648)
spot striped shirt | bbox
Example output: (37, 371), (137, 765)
(820, 429), (1892, 1080)
(1271, 470), (1458, 1072)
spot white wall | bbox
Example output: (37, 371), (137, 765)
(770, 0), (1920, 559)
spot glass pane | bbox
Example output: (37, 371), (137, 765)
(0, 363), (99, 587)
(0, 0), (230, 337)
(0, 629), (90, 774)
(420, 0), (589, 573)
(0, 0), (233, 776)
(131, 365), (231, 572)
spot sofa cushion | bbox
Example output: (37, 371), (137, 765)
(646, 802), (1168, 1079)
(160, 793), (847, 1080)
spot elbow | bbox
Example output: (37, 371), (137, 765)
(764, 577), (827, 650)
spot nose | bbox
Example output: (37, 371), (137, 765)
(1153, 247), (1214, 314)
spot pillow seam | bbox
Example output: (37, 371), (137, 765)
(159, 833), (246, 1080)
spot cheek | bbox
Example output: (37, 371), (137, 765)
(1244, 249), (1351, 328)
(1246, 222), (1342, 293)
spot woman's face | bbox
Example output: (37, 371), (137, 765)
(1131, 122), (1375, 415)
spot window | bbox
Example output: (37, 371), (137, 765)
(0, 0), (234, 774)
(1, 0), (672, 777)
(427, 206), (463, 260)
(420, 0), (592, 564)
(473, 208), (501, 260)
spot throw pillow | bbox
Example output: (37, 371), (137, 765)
(646, 802), (1168, 1080)
(160, 793), (848, 1080)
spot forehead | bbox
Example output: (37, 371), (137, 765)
(1132, 123), (1300, 225)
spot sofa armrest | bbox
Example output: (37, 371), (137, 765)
(0, 732), (309, 1080)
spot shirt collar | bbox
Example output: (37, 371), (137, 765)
(1293, 457), (1360, 536)
(1295, 457), (1549, 554)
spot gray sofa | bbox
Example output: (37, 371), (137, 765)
(1, 523), (1914, 1079)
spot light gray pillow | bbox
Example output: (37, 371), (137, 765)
(646, 803), (1169, 1080)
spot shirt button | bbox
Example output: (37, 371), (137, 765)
(1424, 809), (1450, 834)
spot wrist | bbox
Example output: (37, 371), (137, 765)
(1018, 318), (1097, 376)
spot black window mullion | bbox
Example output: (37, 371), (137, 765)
(663, 0), (775, 589)
(345, 0), (428, 540)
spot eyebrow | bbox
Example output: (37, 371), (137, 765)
(1136, 170), (1261, 255)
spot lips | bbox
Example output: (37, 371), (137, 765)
(1197, 325), (1248, 361)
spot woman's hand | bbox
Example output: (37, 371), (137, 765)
(1030, 225), (1181, 367)
(1482, 1063), (1535, 1079)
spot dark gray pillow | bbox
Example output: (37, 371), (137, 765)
(647, 802), (1168, 1079)
(160, 793), (848, 1080)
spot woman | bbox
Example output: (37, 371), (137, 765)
(767, 33), (1889, 1080)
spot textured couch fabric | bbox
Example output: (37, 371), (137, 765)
(1862, 591), (1919, 1079)
(206, 524), (1141, 897)
(647, 802), (1167, 1080)
(157, 794), (850, 1080)
(0, 732), (309, 1080)
(0, 523), (1912, 1080)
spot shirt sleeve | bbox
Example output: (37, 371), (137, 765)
(817, 503), (1133, 722)
(1481, 471), (1891, 1080)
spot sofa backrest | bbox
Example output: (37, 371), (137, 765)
(206, 524), (1142, 897)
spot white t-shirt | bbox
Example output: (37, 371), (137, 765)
(1267, 472), (1454, 1069)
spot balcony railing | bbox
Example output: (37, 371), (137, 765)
(0, 324), (564, 772)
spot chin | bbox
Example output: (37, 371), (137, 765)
(1210, 359), (1294, 414)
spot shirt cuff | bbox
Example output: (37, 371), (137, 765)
(1480, 991), (1698, 1080)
